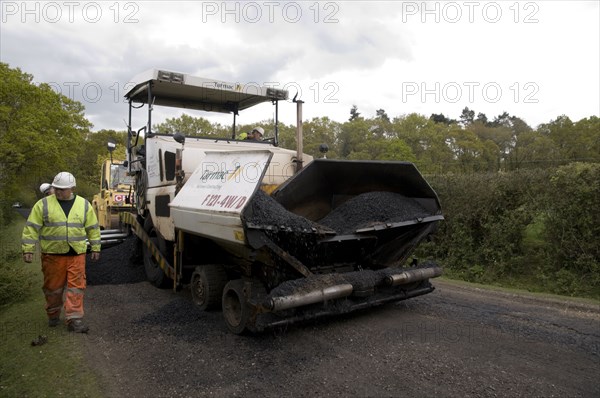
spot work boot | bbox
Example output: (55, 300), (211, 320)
(67, 319), (89, 333)
(48, 317), (60, 327)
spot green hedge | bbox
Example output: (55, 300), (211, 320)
(417, 163), (600, 298)
(542, 163), (600, 295)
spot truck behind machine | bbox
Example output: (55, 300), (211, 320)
(92, 140), (136, 230)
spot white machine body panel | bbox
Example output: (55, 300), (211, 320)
(169, 150), (273, 245)
(143, 135), (307, 188)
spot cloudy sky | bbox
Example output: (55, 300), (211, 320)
(1, 1), (598, 131)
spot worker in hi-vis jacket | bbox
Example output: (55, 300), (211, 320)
(22, 171), (101, 333)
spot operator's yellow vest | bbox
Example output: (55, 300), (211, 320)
(22, 195), (101, 254)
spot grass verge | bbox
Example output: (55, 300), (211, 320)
(0, 219), (104, 398)
(437, 276), (600, 308)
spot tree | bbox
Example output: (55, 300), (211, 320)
(538, 115), (600, 162)
(476, 112), (488, 125)
(371, 109), (392, 138)
(467, 121), (510, 168)
(375, 109), (390, 123)
(153, 113), (216, 136)
(512, 130), (559, 168)
(430, 113), (456, 125)
(0, 63), (91, 221)
(274, 122), (297, 151)
(459, 107), (475, 126)
(390, 113), (455, 173)
(573, 116), (600, 161)
(300, 117), (341, 159)
(446, 127), (499, 172)
(349, 105), (361, 121)
(489, 111), (511, 128)
(339, 117), (369, 158)
(349, 137), (415, 162)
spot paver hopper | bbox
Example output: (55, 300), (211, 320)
(228, 158), (444, 332)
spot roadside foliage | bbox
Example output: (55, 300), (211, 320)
(418, 164), (600, 298)
(1, 63), (598, 298)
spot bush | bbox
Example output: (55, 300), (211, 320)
(542, 163), (600, 297)
(420, 170), (548, 279)
(417, 164), (600, 298)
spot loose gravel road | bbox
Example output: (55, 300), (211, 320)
(81, 241), (600, 398)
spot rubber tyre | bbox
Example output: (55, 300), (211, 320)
(135, 170), (148, 217)
(222, 280), (250, 334)
(142, 217), (170, 288)
(190, 265), (228, 311)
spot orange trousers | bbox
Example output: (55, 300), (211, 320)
(41, 253), (86, 321)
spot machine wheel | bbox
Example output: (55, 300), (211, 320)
(135, 170), (148, 217)
(129, 215), (145, 265)
(109, 212), (120, 230)
(222, 280), (250, 334)
(190, 265), (228, 311)
(142, 217), (170, 288)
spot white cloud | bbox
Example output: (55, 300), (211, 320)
(0, 0), (598, 131)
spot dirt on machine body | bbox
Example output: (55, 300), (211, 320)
(115, 69), (444, 333)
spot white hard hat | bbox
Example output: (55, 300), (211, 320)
(252, 127), (264, 136)
(52, 172), (76, 189)
(39, 183), (52, 194)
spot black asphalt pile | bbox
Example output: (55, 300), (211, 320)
(86, 237), (147, 285)
(244, 191), (337, 269)
(245, 190), (332, 233)
(244, 190), (432, 269)
(246, 190), (431, 235)
(319, 191), (432, 234)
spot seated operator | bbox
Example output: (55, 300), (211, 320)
(247, 127), (264, 141)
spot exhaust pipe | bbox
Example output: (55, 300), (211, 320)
(259, 284), (435, 331)
(100, 232), (130, 240)
(262, 265), (442, 313)
(98, 229), (130, 250)
(265, 283), (353, 312)
(99, 229), (125, 235)
(386, 266), (443, 286)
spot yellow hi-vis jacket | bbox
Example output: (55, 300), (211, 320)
(22, 195), (101, 254)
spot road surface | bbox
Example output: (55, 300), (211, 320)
(80, 247), (599, 398)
